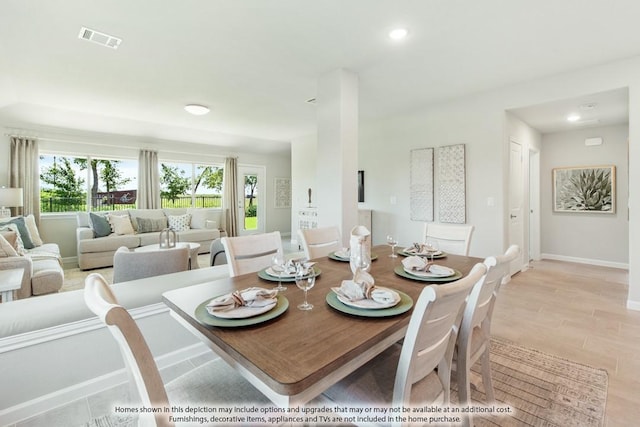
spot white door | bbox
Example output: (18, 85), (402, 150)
(237, 166), (265, 236)
(508, 140), (525, 275)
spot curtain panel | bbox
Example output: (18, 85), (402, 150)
(223, 157), (238, 237)
(10, 137), (39, 223)
(137, 150), (161, 209)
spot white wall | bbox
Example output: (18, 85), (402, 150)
(540, 124), (629, 267)
(290, 133), (317, 245)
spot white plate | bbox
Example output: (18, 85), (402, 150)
(334, 249), (350, 259)
(265, 267), (297, 278)
(403, 247), (443, 256)
(403, 265), (455, 278)
(335, 287), (401, 310)
(207, 301), (277, 319)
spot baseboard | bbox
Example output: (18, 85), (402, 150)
(0, 342), (209, 426)
(627, 300), (640, 311)
(541, 253), (628, 270)
(62, 256), (78, 269)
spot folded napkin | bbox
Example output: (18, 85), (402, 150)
(334, 248), (350, 258)
(401, 256), (452, 276)
(206, 287), (278, 313)
(332, 270), (396, 304)
(406, 243), (439, 255)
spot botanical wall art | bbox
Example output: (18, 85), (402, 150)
(409, 148), (434, 221)
(274, 177), (291, 208)
(437, 144), (466, 223)
(553, 165), (615, 213)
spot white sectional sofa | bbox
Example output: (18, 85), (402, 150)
(76, 208), (225, 270)
(0, 264), (232, 425)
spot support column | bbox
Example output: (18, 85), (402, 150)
(316, 69), (359, 246)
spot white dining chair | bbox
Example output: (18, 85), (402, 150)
(221, 231), (283, 277)
(423, 223), (475, 256)
(453, 244), (520, 427)
(322, 263), (488, 426)
(298, 226), (342, 259)
(112, 246), (190, 283)
(84, 273), (268, 427)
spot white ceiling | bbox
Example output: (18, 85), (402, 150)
(0, 0), (637, 152)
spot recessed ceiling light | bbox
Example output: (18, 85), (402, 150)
(389, 28), (408, 40)
(567, 114), (581, 122)
(184, 104), (210, 115)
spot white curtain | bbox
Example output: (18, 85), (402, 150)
(10, 137), (39, 223)
(137, 150), (161, 209)
(223, 157), (238, 237)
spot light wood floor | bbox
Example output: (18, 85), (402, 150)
(492, 260), (637, 427)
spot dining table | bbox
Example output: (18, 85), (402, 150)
(162, 244), (482, 408)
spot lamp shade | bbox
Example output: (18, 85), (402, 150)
(0, 187), (24, 207)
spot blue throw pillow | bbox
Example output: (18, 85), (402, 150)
(90, 213), (112, 238)
(1, 216), (35, 249)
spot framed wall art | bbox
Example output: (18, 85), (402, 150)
(274, 177), (291, 208)
(409, 148), (434, 222)
(553, 165), (615, 213)
(437, 144), (466, 223)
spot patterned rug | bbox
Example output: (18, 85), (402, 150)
(451, 338), (608, 427)
(83, 339), (607, 426)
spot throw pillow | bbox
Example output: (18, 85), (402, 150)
(0, 233), (18, 257)
(90, 213), (112, 238)
(187, 208), (217, 229)
(24, 214), (44, 246)
(168, 214), (191, 232)
(136, 217), (167, 233)
(0, 216), (35, 249)
(0, 224), (25, 255)
(107, 214), (135, 235)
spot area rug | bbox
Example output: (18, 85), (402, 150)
(451, 338), (608, 427)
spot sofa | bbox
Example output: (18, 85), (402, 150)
(0, 215), (64, 299)
(76, 208), (225, 270)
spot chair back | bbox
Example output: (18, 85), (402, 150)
(298, 226), (342, 259)
(84, 273), (173, 427)
(423, 223), (474, 256)
(221, 231), (283, 277)
(113, 245), (189, 283)
(393, 263), (487, 406)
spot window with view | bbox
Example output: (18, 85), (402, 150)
(39, 154), (138, 213)
(160, 162), (223, 209)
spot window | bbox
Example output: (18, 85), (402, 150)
(39, 154), (138, 213)
(160, 162), (223, 208)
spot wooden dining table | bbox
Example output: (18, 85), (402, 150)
(162, 245), (481, 407)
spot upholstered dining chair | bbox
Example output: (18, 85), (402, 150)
(298, 226), (342, 259)
(221, 231), (283, 277)
(112, 246), (190, 283)
(84, 273), (269, 427)
(453, 244), (520, 427)
(423, 223), (475, 256)
(322, 263), (488, 425)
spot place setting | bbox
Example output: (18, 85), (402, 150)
(326, 268), (413, 317)
(194, 286), (289, 327)
(328, 247), (378, 262)
(397, 242), (447, 259)
(394, 254), (462, 283)
(257, 255), (321, 288)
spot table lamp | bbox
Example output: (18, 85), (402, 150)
(0, 187), (23, 219)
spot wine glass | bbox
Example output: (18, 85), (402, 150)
(271, 252), (287, 292)
(295, 263), (315, 310)
(386, 235), (398, 258)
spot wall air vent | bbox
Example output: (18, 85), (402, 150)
(78, 27), (122, 49)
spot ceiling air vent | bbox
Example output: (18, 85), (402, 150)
(78, 27), (122, 49)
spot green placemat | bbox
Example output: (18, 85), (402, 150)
(194, 295), (289, 327)
(325, 290), (413, 318)
(393, 265), (462, 283)
(257, 266), (321, 282)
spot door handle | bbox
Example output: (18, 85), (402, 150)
(510, 214), (517, 219)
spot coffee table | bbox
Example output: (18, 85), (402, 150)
(0, 268), (24, 302)
(135, 242), (201, 269)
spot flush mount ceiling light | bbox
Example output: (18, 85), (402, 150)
(184, 104), (210, 115)
(389, 28), (409, 40)
(567, 114), (581, 122)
